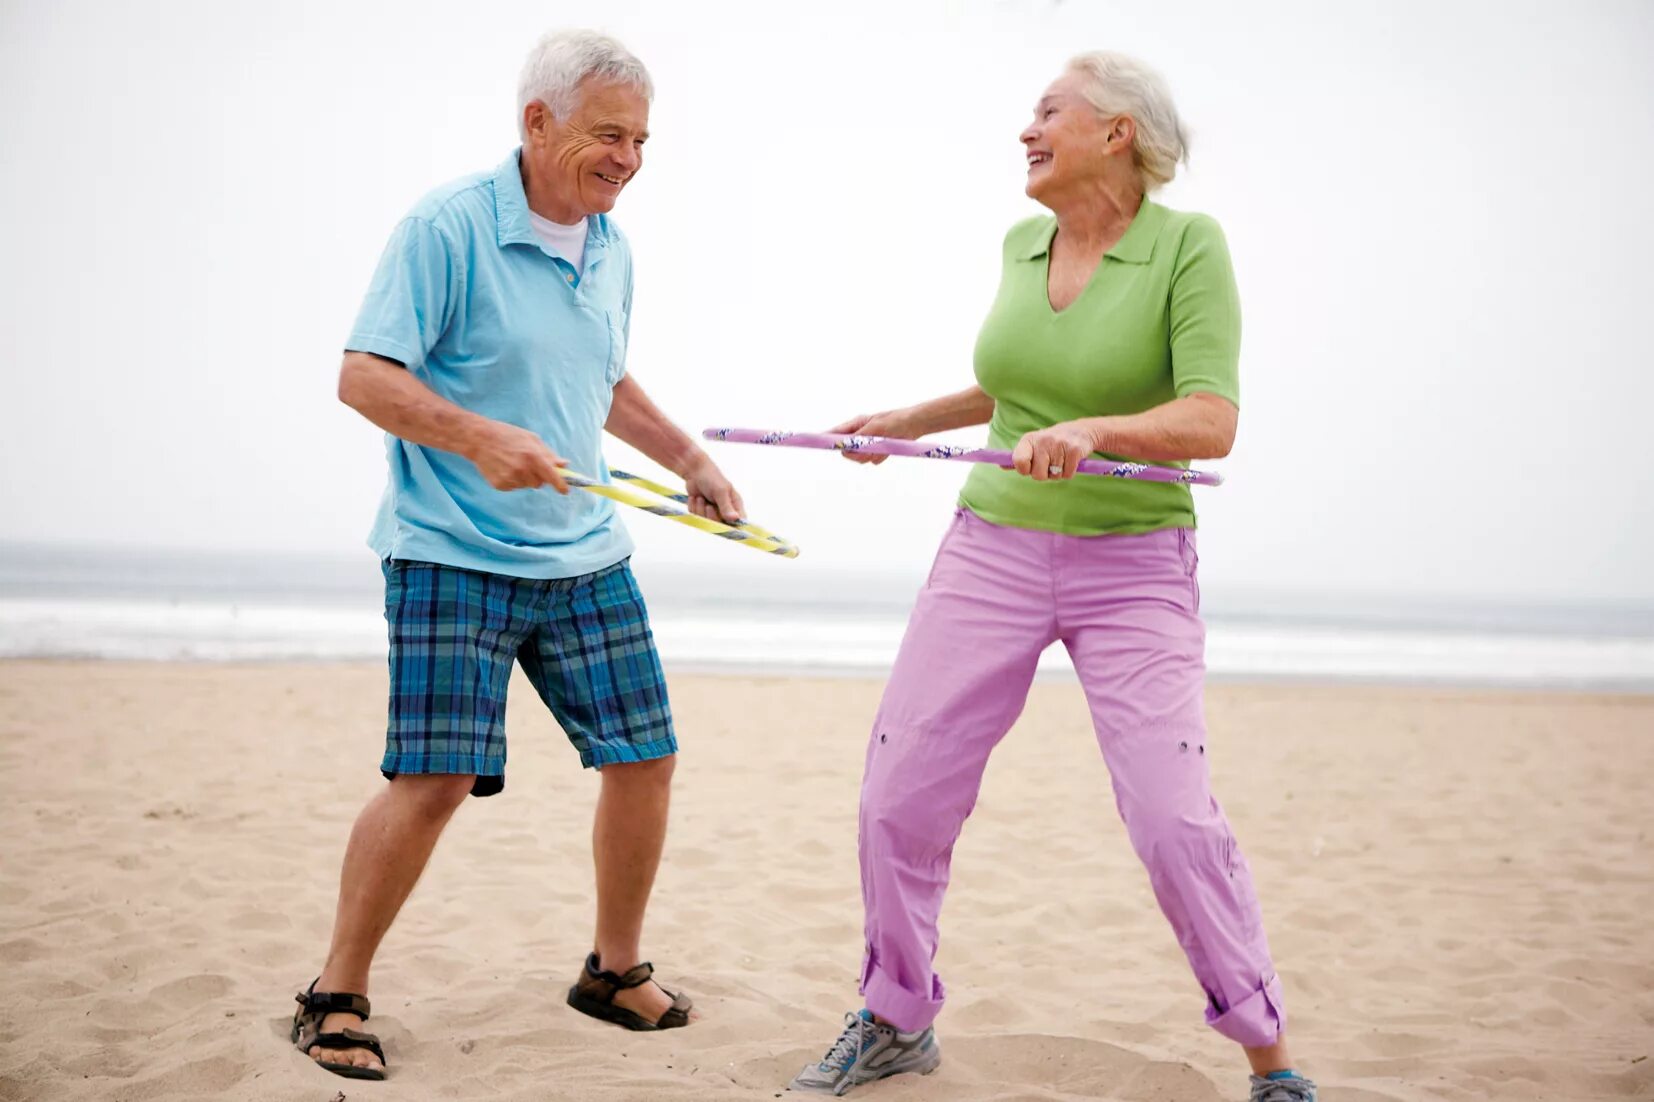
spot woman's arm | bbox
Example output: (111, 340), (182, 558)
(1085, 391), (1237, 461)
(1011, 392), (1237, 480)
(829, 385), (996, 465)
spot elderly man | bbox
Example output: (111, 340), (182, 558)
(289, 30), (737, 1081)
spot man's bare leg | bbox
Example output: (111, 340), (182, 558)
(305, 773), (476, 1072)
(589, 755), (686, 1023)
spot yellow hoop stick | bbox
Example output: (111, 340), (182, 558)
(564, 469), (800, 558)
(607, 468), (794, 548)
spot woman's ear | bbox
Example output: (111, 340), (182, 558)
(1109, 115), (1137, 151)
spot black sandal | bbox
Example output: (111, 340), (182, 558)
(566, 952), (693, 1031)
(291, 979), (388, 1080)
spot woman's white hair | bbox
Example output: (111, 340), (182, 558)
(517, 30), (653, 138)
(1065, 51), (1189, 191)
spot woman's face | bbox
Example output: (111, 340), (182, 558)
(1021, 71), (1128, 204)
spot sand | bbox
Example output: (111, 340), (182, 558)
(0, 659), (1650, 1102)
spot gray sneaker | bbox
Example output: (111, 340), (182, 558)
(789, 1010), (940, 1096)
(1250, 1073), (1317, 1102)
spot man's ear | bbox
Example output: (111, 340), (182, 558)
(523, 100), (550, 146)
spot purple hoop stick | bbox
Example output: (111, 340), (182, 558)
(701, 428), (1223, 486)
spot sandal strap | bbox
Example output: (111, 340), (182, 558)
(582, 952), (655, 991)
(570, 955), (695, 1027)
(296, 981), (372, 1021)
(655, 991), (693, 1029)
(305, 1028), (386, 1064)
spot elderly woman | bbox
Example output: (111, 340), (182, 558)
(790, 54), (1314, 1101)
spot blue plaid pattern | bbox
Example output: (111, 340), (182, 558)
(381, 558), (675, 796)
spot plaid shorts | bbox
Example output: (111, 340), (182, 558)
(380, 557), (676, 797)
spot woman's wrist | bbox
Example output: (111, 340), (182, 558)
(1078, 416), (1117, 453)
(890, 405), (931, 438)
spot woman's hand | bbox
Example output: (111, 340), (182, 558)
(827, 409), (924, 465)
(1012, 421), (1101, 481)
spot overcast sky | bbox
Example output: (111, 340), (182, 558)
(2, 0), (1651, 608)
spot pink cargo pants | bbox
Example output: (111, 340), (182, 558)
(857, 508), (1286, 1046)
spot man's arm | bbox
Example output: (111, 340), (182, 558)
(605, 374), (743, 521)
(338, 351), (570, 493)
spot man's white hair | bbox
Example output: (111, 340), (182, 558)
(1065, 52), (1189, 191)
(517, 30), (653, 138)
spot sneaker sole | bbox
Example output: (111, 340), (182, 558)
(841, 1044), (941, 1094)
(788, 1052), (941, 1096)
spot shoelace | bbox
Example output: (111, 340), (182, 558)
(818, 1012), (875, 1071)
(1250, 1075), (1316, 1102)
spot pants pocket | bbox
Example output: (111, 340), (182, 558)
(921, 508), (970, 591)
(1177, 528), (1201, 613)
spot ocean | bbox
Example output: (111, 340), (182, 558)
(1, 542), (1651, 691)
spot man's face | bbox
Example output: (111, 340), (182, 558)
(522, 78), (650, 217)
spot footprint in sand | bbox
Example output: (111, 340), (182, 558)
(149, 972), (235, 1008)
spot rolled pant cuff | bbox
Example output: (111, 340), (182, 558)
(859, 957), (944, 1034)
(1205, 973), (1287, 1047)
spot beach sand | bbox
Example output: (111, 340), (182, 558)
(0, 659), (1650, 1101)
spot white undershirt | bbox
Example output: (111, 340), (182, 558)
(528, 210), (588, 274)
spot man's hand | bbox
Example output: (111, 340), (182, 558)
(1012, 421), (1101, 481)
(827, 408), (923, 465)
(682, 454), (744, 522)
(467, 421), (570, 493)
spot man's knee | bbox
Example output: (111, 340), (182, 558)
(388, 773), (476, 820)
(600, 754), (676, 786)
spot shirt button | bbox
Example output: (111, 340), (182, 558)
(566, 273), (575, 283)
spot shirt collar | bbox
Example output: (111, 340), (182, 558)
(1017, 199), (1167, 265)
(493, 147), (612, 257)
(493, 149), (538, 248)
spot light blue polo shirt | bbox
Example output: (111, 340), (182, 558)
(346, 149), (634, 579)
